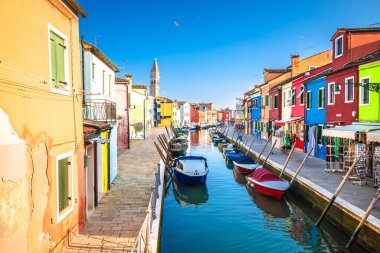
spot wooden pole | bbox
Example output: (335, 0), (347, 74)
(290, 147), (313, 185)
(154, 142), (171, 171)
(242, 135), (249, 152)
(162, 134), (169, 144)
(316, 159), (359, 227)
(245, 134), (257, 156)
(165, 126), (171, 139)
(279, 142), (297, 178)
(262, 139), (277, 166)
(230, 129), (236, 142)
(256, 135), (272, 162)
(346, 196), (379, 249)
(158, 136), (172, 160)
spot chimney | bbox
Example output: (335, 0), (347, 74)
(125, 74), (132, 85)
(291, 54), (300, 77)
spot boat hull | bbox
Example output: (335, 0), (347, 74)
(247, 181), (285, 200)
(233, 162), (256, 175)
(174, 169), (207, 185)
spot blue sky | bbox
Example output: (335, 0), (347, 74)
(78, 0), (380, 109)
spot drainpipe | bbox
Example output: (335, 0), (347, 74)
(94, 143), (98, 206)
(144, 96), (147, 139)
(126, 84), (130, 149)
(107, 129), (111, 190)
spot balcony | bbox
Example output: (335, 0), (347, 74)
(83, 99), (116, 122)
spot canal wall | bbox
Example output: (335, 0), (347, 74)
(223, 130), (380, 253)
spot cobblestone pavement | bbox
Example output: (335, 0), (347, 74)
(64, 128), (164, 253)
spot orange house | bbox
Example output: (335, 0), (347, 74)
(0, 1), (87, 252)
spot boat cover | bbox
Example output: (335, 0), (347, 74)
(174, 156), (208, 167)
(227, 152), (244, 159)
(234, 156), (255, 164)
(248, 168), (282, 182)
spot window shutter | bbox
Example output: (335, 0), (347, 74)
(322, 89), (325, 107)
(56, 35), (66, 90)
(50, 32), (57, 88)
(58, 157), (69, 212)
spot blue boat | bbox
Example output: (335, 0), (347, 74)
(173, 156), (208, 185)
(226, 151), (246, 162)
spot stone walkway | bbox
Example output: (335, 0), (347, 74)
(64, 128), (164, 253)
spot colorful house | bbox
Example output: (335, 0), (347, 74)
(156, 96), (173, 127)
(190, 104), (200, 124)
(82, 41), (120, 199)
(326, 27), (380, 127)
(304, 69), (332, 159)
(0, 0), (87, 251)
(251, 89), (262, 138)
(178, 101), (191, 126)
(130, 84), (147, 137)
(115, 75), (132, 150)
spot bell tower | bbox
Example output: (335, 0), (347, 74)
(150, 58), (160, 97)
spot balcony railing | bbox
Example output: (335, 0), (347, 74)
(83, 99), (116, 122)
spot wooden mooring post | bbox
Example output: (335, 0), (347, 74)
(279, 142), (297, 178)
(165, 126), (171, 139)
(245, 134), (256, 156)
(290, 148), (313, 185)
(256, 135), (272, 162)
(261, 139), (277, 166)
(346, 194), (379, 249)
(316, 159), (359, 227)
(230, 129), (236, 142)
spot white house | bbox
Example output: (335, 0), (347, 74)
(178, 101), (190, 126)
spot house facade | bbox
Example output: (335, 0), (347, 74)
(178, 101), (191, 126)
(190, 104), (200, 124)
(115, 75), (132, 150)
(251, 90), (262, 138)
(156, 96), (173, 127)
(130, 84), (147, 137)
(0, 0), (87, 252)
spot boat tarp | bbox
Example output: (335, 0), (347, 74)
(227, 152), (244, 159)
(367, 130), (380, 143)
(322, 124), (380, 139)
(235, 156), (255, 164)
(174, 156), (208, 167)
(248, 168), (282, 182)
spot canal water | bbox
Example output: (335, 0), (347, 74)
(160, 130), (367, 253)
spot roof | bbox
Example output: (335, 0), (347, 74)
(344, 49), (380, 68)
(64, 0), (87, 18)
(263, 68), (289, 73)
(151, 58), (160, 76)
(83, 119), (111, 130)
(177, 101), (188, 105)
(269, 73), (305, 91)
(331, 27), (380, 40)
(115, 76), (130, 84)
(322, 122), (380, 139)
(132, 84), (147, 90)
(83, 126), (97, 134)
(304, 68), (332, 84)
(82, 41), (119, 72)
(156, 96), (173, 102)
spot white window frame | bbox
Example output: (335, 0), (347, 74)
(318, 87), (325, 109)
(327, 82), (335, 105)
(334, 35), (344, 59)
(56, 151), (74, 223)
(48, 23), (70, 96)
(306, 90), (312, 110)
(299, 86), (305, 106)
(291, 88), (296, 107)
(345, 76), (355, 103)
(360, 76), (371, 106)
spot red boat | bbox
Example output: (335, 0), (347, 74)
(233, 160), (262, 175)
(246, 168), (290, 200)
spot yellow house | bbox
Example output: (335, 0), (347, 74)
(156, 96), (173, 127)
(130, 84), (147, 138)
(0, 1), (86, 252)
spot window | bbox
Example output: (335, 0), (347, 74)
(92, 63), (96, 79)
(318, 88), (325, 109)
(269, 96), (271, 110)
(49, 25), (69, 94)
(335, 35), (343, 58)
(265, 95), (269, 106)
(360, 77), (370, 105)
(283, 92), (286, 107)
(274, 95), (278, 109)
(345, 77), (354, 102)
(291, 88), (296, 106)
(300, 86), (304, 105)
(109, 74), (112, 97)
(102, 71), (106, 95)
(309, 66), (319, 71)
(306, 91), (312, 109)
(327, 82), (335, 105)
(56, 152), (74, 223)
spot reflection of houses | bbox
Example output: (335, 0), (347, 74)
(81, 40), (119, 206)
(130, 84), (147, 138)
(115, 74), (132, 150)
(0, 0), (87, 251)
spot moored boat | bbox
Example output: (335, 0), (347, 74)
(232, 156), (262, 175)
(246, 168), (290, 200)
(226, 151), (245, 162)
(173, 156), (209, 185)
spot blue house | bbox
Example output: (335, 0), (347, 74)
(251, 91), (261, 138)
(304, 70), (331, 160)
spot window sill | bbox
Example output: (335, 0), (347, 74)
(334, 53), (343, 59)
(51, 87), (70, 96)
(345, 100), (354, 103)
(57, 205), (74, 223)
(359, 103), (370, 106)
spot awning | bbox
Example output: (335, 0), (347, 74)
(322, 123), (380, 139)
(274, 117), (303, 126)
(367, 130), (380, 142)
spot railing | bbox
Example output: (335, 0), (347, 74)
(82, 99), (116, 122)
(131, 164), (161, 253)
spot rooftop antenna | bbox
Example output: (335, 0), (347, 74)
(297, 36), (305, 57)
(122, 59), (129, 74)
(370, 22), (380, 26)
(94, 35), (102, 46)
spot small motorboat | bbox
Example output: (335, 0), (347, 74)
(233, 156), (262, 175)
(171, 142), (187, 157)
(173, 156), (208, 185)
(226, 151), (245, 162)
(218, 141), (229, 149)
(212, 137), (225, 145)
(222, 144), (238, 158)
(246, 168), (290, 200)
(176, 135), (188, 144)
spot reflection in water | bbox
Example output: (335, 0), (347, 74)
(246, 185), (290, 218)
(233, 169), (247, 185)
(172, 179), (209, 207)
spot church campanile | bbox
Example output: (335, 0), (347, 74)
(150, 58), (160, 97)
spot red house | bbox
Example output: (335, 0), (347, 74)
(269, 86), (282, 122)
(326, 27), (380, 126)
(190, 104), (199, 124)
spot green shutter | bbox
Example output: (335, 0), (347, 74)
(50, 32), (57, 88)
(322, 88), (325, 108)
(58, 157), (69, 212)
(265, 95), (269, 106)
(56, 35), (65, 90)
